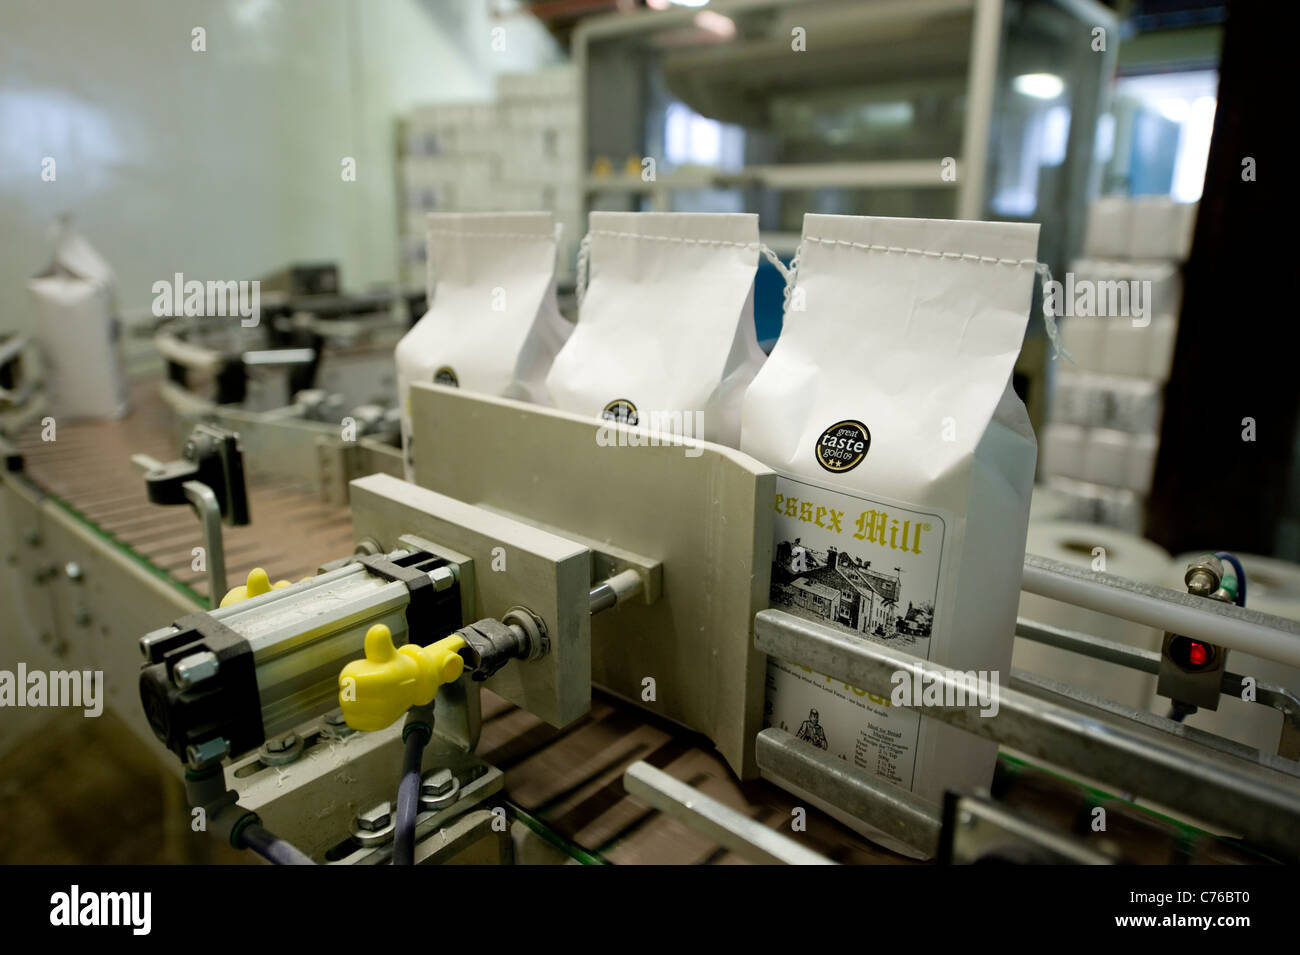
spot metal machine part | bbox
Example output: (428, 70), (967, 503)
(335, 759), (504, 865)
(141, 424), (250, 526)
(350, 473), (595, 728)
(457, 612), (546, 680)
(588, 568), (643, 613)
(940, 793), (1114, 865)
(1021, 551), (1300, 667)
(1159, 554), (1233, 714)
(160, 378), (406, 507)
(131, 423), (252, 600)
(16, 368), (1300, 865)
(754, 609), (1300, 862)
(0, 334), (40, 419)
(755, 727), (943, 858)
(405, 383), (772, 778)
(623, 760), (834, 866)
(138, 547), (463, 762)
(944, 756), (1269, 865)
(1015, 617), (1300, 761)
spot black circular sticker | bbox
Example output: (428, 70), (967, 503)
(433, 366), (459, 387)
(815, 420), (871, 473)
(601, 399), (638, 426)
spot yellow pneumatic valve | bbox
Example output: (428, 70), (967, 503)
(338, 623), (466, 731)
(220, 567), (294, 607)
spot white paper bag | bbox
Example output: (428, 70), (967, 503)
(27, 220), (127, 419)
(545, 212), (766, 447)
(741, 214), (1040, 857)
(395, 212), (571, 472)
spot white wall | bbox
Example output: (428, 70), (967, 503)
(0, 0), (560, 336)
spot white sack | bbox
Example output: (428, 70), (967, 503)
(546, 212), (766, 447)
(742, 214), (1041, 857)
(27, 221), (127, 420)
(395, 212), (571, 472)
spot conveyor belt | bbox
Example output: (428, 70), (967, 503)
(479, 689), (911, 864)
(12, 381), (357, 604)
(11, 378), (911, 864)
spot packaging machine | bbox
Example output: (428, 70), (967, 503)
(2, 369), (1299, 866)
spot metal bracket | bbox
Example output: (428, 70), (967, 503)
(182, 479), (226, 601)
(623, 760), (833, 865)
(755, 608), (1300, 861)
(1017, 617), (1300, 761)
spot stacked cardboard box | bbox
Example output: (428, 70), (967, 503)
(398, 66), (581, 291)
(1041, 197), (1197, 532)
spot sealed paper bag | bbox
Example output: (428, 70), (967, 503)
(27, 219), (127, 419)
(742, 214), (1040, 857)
(546, 212), (766, 447)
(395, 212), (571, 472)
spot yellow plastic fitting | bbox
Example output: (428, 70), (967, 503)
(338, 623), (466, 731)
(220, 567), (294, 607)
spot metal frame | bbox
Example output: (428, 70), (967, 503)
(623, 759), (834, 865)
(574, 0), (1118, 229)
(1016, 615), (1300, 760)
(129, 452), (229, 601)
(754, 608), (1300, 861)
(756, 727), (942, 857)
(1023, 552), (1300, 666)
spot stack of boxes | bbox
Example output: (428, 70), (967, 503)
(398, 66), (582, 292)
(1041, 197), (1198, 532)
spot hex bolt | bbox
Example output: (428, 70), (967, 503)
(421, 768), (456, 797)
(1184, 555), (1222, 597)
(64, 561), (83, 583)
(323, 709), (354, 736)
(429, 566), (456, 592)
(186, 737), (229, 767)
(174, 650), (220, 690)
(419, 768), (461, 811)
(264, 733), (297, 753)
(357, 801), (393, 832)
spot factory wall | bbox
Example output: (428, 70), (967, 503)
(0, 0), (560, 337)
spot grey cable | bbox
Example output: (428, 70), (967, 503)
(393, 725), (430, 865)
(239, 823), (316, 865)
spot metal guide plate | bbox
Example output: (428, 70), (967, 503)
(350, 472), (591, 727)
(407, 384), (774, 779)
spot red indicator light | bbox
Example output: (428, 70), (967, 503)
(1188, 642), (1208, 667)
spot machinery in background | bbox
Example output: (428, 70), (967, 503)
(154, 263), (413, 414)
(0, 335), (45, 438)
(150, 264), (412, 507)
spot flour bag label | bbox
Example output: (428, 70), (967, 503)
(742, 214), (1040, 856)
(768, 474), (952, 789)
